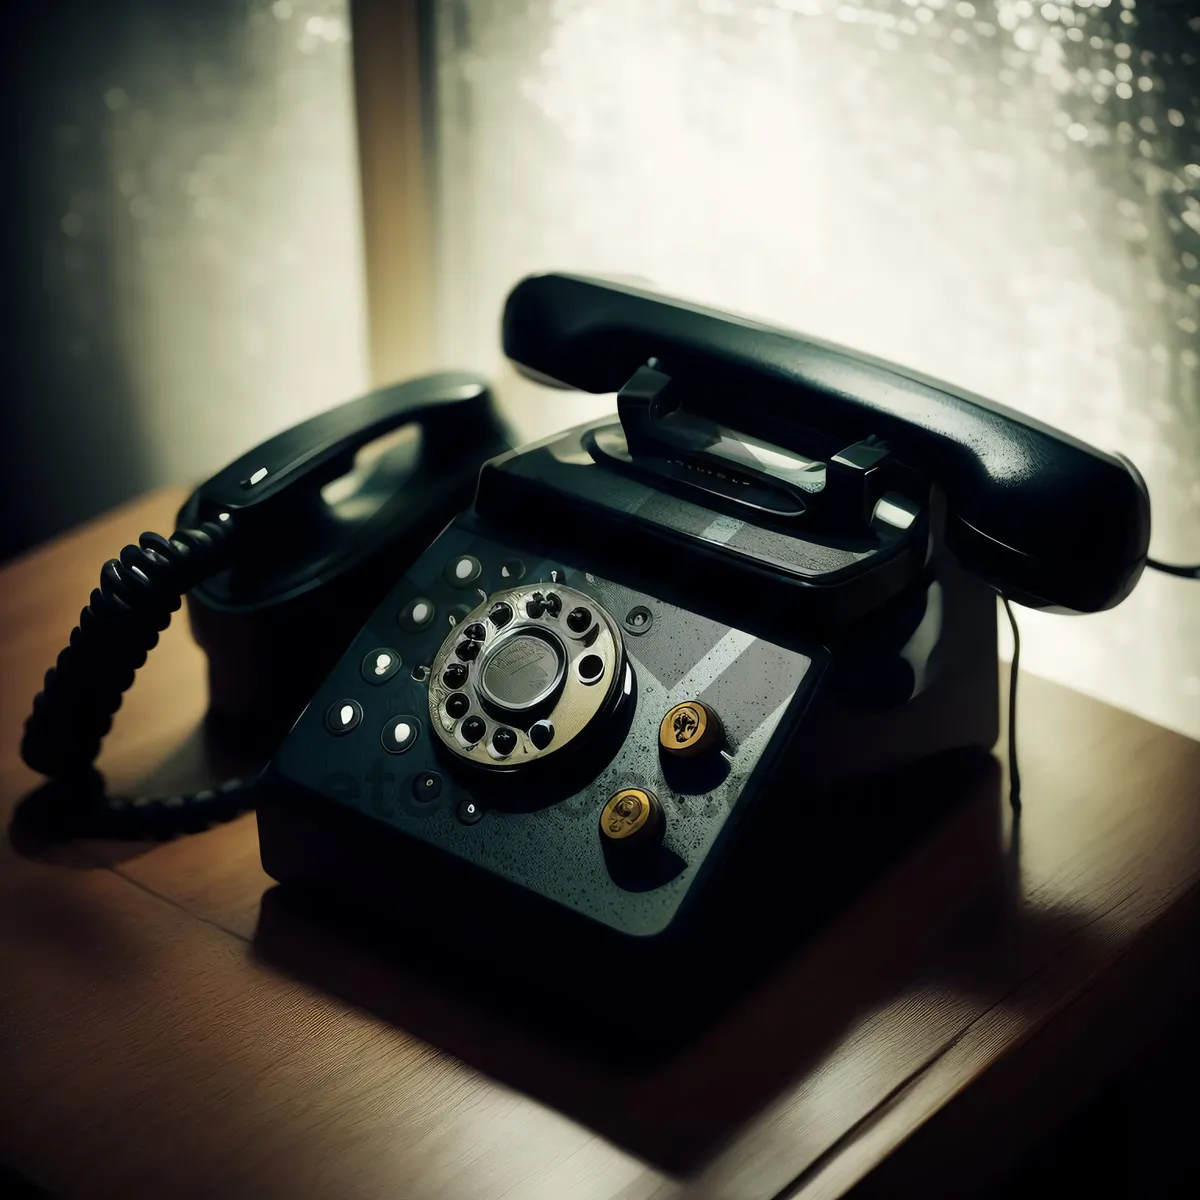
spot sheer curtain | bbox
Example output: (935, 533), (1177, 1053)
(6, 0), (366, 556)
(428, 0), (1200, 737)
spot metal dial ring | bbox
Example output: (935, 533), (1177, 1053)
(427, 582), (625, 770)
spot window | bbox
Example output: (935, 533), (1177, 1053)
(420, 0), (1199, 735)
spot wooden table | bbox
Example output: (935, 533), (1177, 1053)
(2, 490), (1198, 1200)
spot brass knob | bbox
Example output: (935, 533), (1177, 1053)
(659, 701), (722, 759)
(599, 787), (663, 848)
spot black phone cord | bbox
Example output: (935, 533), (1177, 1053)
(19, 517), (255, 835)
(1001, 554), (1196, 823)
(1001, 595), (1021, 819)
(1147, 558), (1200, 580)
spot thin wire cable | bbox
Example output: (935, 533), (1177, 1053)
(1147, 558), (1200, 580)
(1002, 594), (1021, 819)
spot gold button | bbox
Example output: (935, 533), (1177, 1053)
(599, 787), (662, 846)
(659, 701), (722, 758)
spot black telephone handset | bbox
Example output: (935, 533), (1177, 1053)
(20, 372), (508, 831)
(178, 373), (506, 741)
(502, 273), (1151, 614)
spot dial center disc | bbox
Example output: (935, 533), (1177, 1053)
(478, 629), (565, 712)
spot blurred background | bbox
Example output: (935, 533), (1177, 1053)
(2, 0), (1198, 737)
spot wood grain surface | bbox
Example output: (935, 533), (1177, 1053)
(2, 489), (1198, 1200)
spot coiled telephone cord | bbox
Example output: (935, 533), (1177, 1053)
(19, 518), (255, 836)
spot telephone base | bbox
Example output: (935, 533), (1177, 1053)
(257, 509), (998, 1053)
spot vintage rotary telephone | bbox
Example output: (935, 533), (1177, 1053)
(22, 275), (1193, 982)
(244, 271), (1163, 979)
